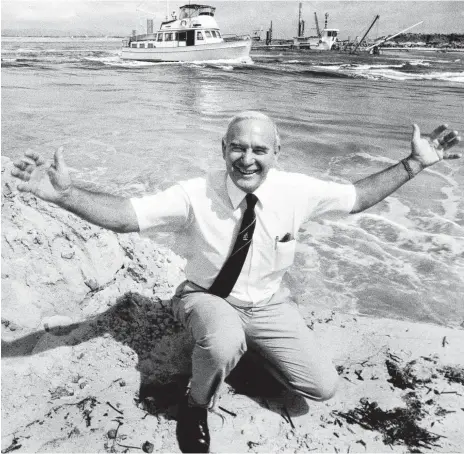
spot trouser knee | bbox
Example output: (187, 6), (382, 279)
(291, 367), (339, 402)
(195, 330), (247, 368)
(313, 373), (339, 401)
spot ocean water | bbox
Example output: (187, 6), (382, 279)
(2, 37), (464, 327)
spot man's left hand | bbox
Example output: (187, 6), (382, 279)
(410, 124), (461, 169)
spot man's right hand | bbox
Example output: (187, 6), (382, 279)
(11, 148), (72, 204)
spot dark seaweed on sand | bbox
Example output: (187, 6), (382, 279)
(438, 365), (464, 386)
(386, 359), (417, 389)
(335, 398), (442, 451)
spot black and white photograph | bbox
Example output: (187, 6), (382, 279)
(2, 1), (464, 452)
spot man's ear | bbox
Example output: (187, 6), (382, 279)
(222, 138), (226, 159)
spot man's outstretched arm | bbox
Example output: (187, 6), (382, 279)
(351, 124), (461, 214)
(11, 148), (139, 233)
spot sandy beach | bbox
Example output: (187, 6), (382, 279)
(2, 155), (464, 453)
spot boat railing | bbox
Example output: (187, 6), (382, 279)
(222, 34), (251, 42)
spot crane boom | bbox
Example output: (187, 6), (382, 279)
(351, 15), (380, 54)
(314, 12), (321, 37)
(366, 21), (424, 50)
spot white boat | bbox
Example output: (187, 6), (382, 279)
(121, 4), (251, 62)
(291, 4), (339, 51)
(293, 28), (339, 51)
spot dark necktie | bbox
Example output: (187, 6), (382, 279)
(209, 193), (258, 298)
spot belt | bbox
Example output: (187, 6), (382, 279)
(182, 280), (275, 308)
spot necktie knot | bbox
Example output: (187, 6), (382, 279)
(245, 193), (258, 210)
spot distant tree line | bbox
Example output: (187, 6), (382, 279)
(394, 32), (464, 46)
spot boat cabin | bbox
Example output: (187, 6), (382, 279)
(292, 28), (339, 50)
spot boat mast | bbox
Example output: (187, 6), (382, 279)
(298, 2), (305, 38)
(351, 14), (380, 54)
(266, 21), (273, 45)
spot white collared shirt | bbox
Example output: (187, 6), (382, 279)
(130, 168), (356, 304)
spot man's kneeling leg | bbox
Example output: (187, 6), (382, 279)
(172, 286), (247, 452)
(246, 300), (339, 402)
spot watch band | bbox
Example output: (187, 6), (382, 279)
(401, 158), (415, 180)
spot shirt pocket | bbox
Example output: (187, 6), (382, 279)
(274, 239), (296, 271)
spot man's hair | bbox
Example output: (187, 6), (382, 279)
(224, 111), (281, 151)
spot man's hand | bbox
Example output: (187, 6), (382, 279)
(11, 148), (72, 204)
(410, 124), (461, 169)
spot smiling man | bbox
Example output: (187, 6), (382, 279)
(11, 111), (461, 453)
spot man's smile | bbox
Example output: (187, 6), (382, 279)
(233, 163), (260, 176)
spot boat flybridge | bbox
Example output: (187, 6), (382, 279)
(121, 4), (251, 62)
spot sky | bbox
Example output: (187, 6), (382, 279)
(1, 1), (463, 39)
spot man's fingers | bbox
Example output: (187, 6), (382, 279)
(11, 168), (31, 181)
(53, 147), (65, 172)
(15, 157), (36, 172)
(24, 150), (45, 166)
(13, 160), (28, 171)
(443, 136), (461, 151)
(21, 156), (36, 166)
(412, 124), (421, 142)
(17, 183), (32, 193)
(429, 124), (448, 141)
(439, 130), (456, 145)
(443, 152), (462, 160)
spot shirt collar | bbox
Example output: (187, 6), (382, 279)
(226, 168), (276, 209)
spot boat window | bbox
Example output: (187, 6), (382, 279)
(196, 31), (204, 41)
(211, 31), (217, 38)
(205, 31), (212, 38)
(178, 32), (187, 42)
(157, 34), (163, 42)
(179, 5), (215, 20)
(139, 43), (145, 48)
(216, 30), (221, 38)
(198, 6), (215, 17)
(165, 33), (173, 41)
(179, 10), (190, 20)
(131, 43), (137, 48)
(148, 43), (154, 48)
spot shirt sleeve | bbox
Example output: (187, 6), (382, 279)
(130, 184), (191, 234)
(301, 176), (357, 222)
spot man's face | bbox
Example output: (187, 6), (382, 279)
(222, 118), (279, 193)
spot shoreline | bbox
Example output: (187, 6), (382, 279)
(2, 157), (464, 453)
(251, 44), (464, 54)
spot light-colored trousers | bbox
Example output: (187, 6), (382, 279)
(171, 281), (339, 407)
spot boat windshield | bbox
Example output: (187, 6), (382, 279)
(179, 4), (216, 20)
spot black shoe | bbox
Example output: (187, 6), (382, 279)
(176, 395), (210, 453)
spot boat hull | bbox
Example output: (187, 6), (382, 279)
(121, 40), (251, 62)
